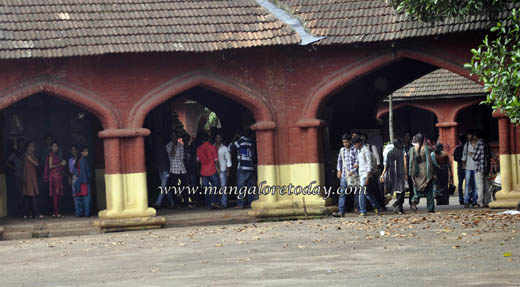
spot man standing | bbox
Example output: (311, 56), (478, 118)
(353, 137), (381, 216)
(360, 133), (385, 210)
(453, 134), (467, 205)
(152, 134), (174, 210)
(196, 133), (222, 209)
(215, 133), (232, 208)
(165, 131), (190, 207)
(472, 130), (492, 208)
(462, 130), (478, 208)
(333, 134), (359, 217)
(230, 129), (257, 209)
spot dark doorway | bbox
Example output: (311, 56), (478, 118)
(2, 93), (103, 216)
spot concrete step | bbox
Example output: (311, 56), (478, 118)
(3, 219), (95, 232)
(2, 227), (101, 241)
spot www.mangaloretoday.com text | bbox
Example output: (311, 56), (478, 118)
(157, 181), (367, 200)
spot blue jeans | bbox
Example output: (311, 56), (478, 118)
(464, 169), (478, 204)
(237, 170), (256, 208)
(74, 194), (91, 217)
(359, 173), (380, 214)
(219, 171), (228, 207)
(338, 177), (348, 214)
(202, 172), (220, 208)
(155, 171), (174, 207)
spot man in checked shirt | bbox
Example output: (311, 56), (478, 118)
(166, 131), (190, 208)
(332, 133), (360, 217)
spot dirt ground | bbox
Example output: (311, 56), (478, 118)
(1, 208), (519, 286)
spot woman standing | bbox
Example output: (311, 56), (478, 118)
(22, 142), (43, 219)
(44, 142), (66, 218)
(73, 147), (92, 217)
(408, 133), (435, 213)
(431, 143), (453, 206)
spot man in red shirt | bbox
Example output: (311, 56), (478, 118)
(196, 133), (223, 209)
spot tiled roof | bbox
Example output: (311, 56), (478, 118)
(279, 0), (514, 45)
(0, 0), (515, 59)
(391, 69), (485, 99)
(0, 0), (300, 59)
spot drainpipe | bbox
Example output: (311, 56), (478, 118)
(256, 0), (326, 45)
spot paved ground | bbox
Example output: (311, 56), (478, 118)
(1, 206), (519, 286)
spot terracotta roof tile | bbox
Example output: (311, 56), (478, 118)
(279, 0), (517, 45)
(391, 69), (485, 99)
(0, 0), (299, 58)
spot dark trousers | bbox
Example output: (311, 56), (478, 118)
(457, 168), (465, 204)
(23, 196), (40, 217)
(169, 173), (191, 206)
(392, 189), (406, 212)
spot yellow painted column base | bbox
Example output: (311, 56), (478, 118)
(98, 172), (157, 220)
(250, 163), (335, 217)
(94, 216), (165, 233)
(490, 190), (520, 209)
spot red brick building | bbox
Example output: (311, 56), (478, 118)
(1, 1), (518, 227)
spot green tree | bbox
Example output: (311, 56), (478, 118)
(392, 1), (520, 123)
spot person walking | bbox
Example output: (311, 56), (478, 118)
(462, 130), (479, 208)
(230, 129), (257, 209)
(453, 134), (467, 205)
(380, 138), (407, 214)
(353, 137), (381, 216)
(409, 133), (435, 213)
(431, 143), (453, 206)
(215, 133), (232, 208)
(152, 134), (175, 210)
(472, 130), (492, 208)
(196, 133), (223, 209)
(333, 134), (359, 217)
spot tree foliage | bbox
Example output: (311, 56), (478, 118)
(392, 0), (520, 124)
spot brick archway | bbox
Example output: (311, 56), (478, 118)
(128, 71), (276, 129)
(0, 76), (121, 129)
(299, 48), (480, 123)
(376, 102), (441, 120)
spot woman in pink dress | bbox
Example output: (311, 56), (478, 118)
(44, 142), (66, 218)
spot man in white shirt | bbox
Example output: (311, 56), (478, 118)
(353, 137), (381, 216)
(215, 133), (232, 208)
(462, 129), (478, 208)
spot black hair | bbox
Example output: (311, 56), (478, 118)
(199, 132), (209, 142)
(473, 129), (483, 140)
(351, 137), (362, 145)
(458, 134), (467, 144)
(350, 128), (361, 135)
(391, 138), (401, 149)
(434, 143), (444, 155)
(341, 133), (352, 141)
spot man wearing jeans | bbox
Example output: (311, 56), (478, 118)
(353, 136), (380, 216)
(462, 130), (479, 208)
(472, 130), (492, 208)
(196, 133), (222, 209)
(453, 134), (467, 205)
(152, 134), (174, 209)
(230, 130), (257, 209)
(333, 134), (359, 217)
(215, 133), (232, 208)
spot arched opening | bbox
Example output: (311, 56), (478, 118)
(456, 103), (499, 154)
(379, 105), (439, 143)
(318, 58), (445, 211)
(143, 86), (258, 212)
(1, 93), (105, 217)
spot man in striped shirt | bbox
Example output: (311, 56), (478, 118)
(230, 130), (257, 209)
(333, 134), (359, 217)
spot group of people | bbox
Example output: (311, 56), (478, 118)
(333, 128), (492, 217)
(453, 129), (495, 208)
(152, 128), (258, 210)
(7, 136), (92, 219)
